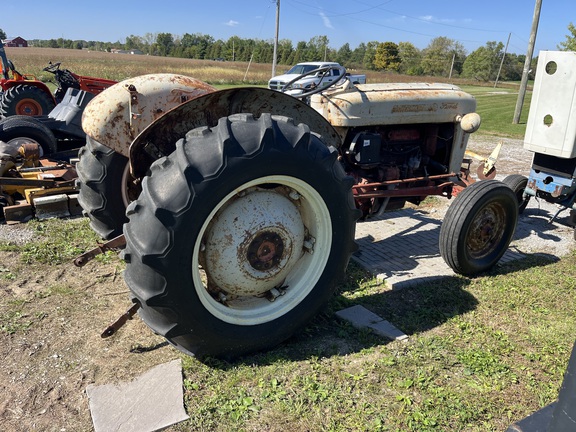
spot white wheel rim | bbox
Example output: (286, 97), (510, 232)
(192, 175), (332, 326)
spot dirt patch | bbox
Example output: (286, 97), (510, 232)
(467, 133), (534, 176)
(0, 249), (181, 431)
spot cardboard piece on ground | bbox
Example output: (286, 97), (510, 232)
(86, 359), (189, 432)
(336, 305), (408, 341)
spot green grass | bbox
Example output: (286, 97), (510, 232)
(0, 217), (103, 264)
(2, 217), (573, 430)
(461, 86), (531, 139)
(171, 253), (576, 431)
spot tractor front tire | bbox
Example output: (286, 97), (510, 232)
(0, 115), (57, 155)
(0, 85), (56, 117)
(123, 114), (359, 359)
(440, 180), (518, 276)
(76, 137), (135, 239)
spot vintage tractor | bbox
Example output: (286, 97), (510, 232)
(520, 50), (576, 237)
(74, 71), (518, 359)
(0, 40), (116, 117)
(0, 87), (97, 157)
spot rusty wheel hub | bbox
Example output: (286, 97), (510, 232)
(247, 231), (284, 271)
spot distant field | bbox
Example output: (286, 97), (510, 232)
(4, 47), (273, 84)
(4, 47), (531, 138)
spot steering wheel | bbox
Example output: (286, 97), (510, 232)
(280, 65), (346, 99)
(43, 62), (62, 73)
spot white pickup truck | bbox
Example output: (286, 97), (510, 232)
(268, 62), (366, 92)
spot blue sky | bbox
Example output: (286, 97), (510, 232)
(3, 0), (573, 55)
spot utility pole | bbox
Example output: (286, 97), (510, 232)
(272, 0), (280, 78)
(513, 0), (542, 124)
(494, 33), (511, 88)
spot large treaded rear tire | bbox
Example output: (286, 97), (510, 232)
(0, 85), (56, 117)
(440, 180), (518, 276)
(123, 114), (359, 359)
(0, 115), (57, 155)
(76, 137), (132, 239)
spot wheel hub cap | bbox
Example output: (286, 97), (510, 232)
(203, 189), (305, 297)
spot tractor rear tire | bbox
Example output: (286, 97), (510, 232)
(76, 137), (134, 239)
(0, 85), (56, 117)
(0, 115), (57, 155)
(123, 114), (359, 359)
(502, 174), (530, 214)
(440, 180), (518, 276)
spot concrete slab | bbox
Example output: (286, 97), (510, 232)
(352, 191), (574, 290)
(336, 305), (408, 341)
(86, 359), (188, 432)
(33, 193), (70, 220)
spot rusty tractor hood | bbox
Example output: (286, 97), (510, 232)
(311, 82), (477, 127)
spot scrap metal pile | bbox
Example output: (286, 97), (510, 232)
(0, 140), (80, 223)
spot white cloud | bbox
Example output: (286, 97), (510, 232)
(319, 12), (334, 29)
(225, 20), (239, 27)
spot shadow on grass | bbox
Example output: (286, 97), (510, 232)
(205, 253), (561, 369)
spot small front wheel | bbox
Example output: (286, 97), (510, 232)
(440, 180), (518, 276)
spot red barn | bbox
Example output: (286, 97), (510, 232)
(4, 37), (28, 47)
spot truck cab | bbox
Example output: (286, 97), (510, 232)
(268, 62), (344, 91)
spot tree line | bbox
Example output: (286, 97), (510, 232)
(5, 23), (576, 82)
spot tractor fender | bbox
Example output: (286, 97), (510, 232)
(129, 86), (342, 178)
(81, 73), (217, 157)
(1, 80), (56, 104)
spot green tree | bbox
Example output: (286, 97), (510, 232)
(0, 28), (6, 40)
(125, 35), (144, 51)
(335, 43), (352, 66)
(398, 41), (422, 75)
(421, 37), (466, 77)
(362, 41), (379, 70)
(207, 39), (225, 60)
(373, 42), (400, 71)
(558, 22), (576, 51)
(349, 43), (366, 69)
(291, 41), (307, 64)
(306, 36), (329, 61)
(277, 39), (294, 65)
(462, 41), (504, 81)
(156, 32), (174, 56)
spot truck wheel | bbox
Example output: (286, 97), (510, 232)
(123, 114), (359, 359)
(0, 115), (57, 155)
(76, 137), (136, 239)
(0, 85), (56, 117)
(502, 174), (530, 214)
(440, 180), (518, 276)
